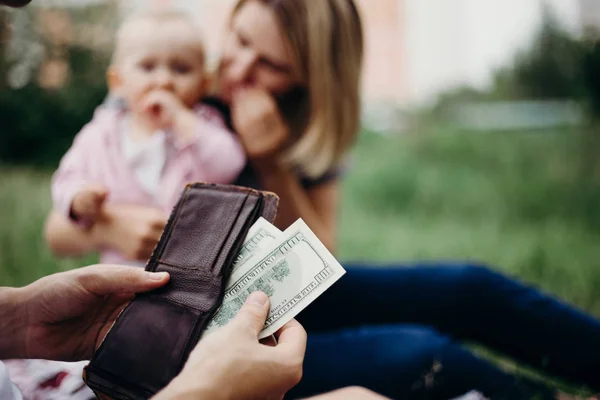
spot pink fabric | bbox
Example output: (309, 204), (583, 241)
(51, 103), (246, 265)
(3, 359), (94, 400)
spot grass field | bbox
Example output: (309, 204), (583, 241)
(1, 126), (599, 394)
(340, 128), (600, 315)
(2, 128), (600, 309)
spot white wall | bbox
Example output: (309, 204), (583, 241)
(402, 0), (582, 107)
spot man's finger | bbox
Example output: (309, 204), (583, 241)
(78, 264), (169, 296)
(273, 318), (307, 360)
(231, 291), (270, 335)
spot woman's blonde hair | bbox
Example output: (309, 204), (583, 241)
(230, 0), (364, 178)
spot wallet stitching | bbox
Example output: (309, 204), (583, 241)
(152, 296), (207, 313)
(187, 182), (273, 198)
(176, 312), (204, 376)
(189, 182), (272, 199)
(146, 186), (191, 272)
(263, 193), (279, 223)
(216, 194), (258, 277)
(211, 192), (250, 273)
(157, 184), (247, 270)
(154, 260), (213, 278)
(197, 192), (247, 271)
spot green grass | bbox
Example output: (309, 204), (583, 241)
(0, 168), (98, 286)
(339, 128), (600, 315)
(1, 127), (600, 395)
(2, 128), (600, 310)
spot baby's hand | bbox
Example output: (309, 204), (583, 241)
(71, 184), (108, 223)
(140, 90), (197, 141)
(140, 90), (186, 130)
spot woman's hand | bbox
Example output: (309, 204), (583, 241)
(94, 204), (168, 262)
(231, 88), (289, 165)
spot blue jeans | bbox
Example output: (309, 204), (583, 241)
(285, 263), (600, 399)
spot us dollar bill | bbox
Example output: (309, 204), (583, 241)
(231, 217), (282, 274)
(206, 218), (346, 339)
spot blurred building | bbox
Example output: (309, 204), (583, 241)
(579, 0), (600, 33)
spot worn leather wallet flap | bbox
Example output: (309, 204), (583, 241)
(82, 183), (279, 400)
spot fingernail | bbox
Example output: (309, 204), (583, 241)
(149, 272), (169, 281)
(246, 291), (268, 305)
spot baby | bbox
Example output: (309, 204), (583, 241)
(51, 9), (246, 266)
(5, 11), (247, 399)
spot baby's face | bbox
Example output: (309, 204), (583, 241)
(112, 19), (206, 112)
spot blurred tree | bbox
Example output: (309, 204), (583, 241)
(0, 3), (113, 167)
(492, 4), (586, 101)
(0, 9), (7, 87)
(434, 4), (599, 106)
(429, 5), (596, 122)
(0, 45), (108, 166)
(427, 3), (600, 230)
(581, 39), (600, 117)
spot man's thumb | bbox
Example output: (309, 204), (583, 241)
(233, 291), (270, 335)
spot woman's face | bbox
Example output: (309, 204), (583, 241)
(219, 0), (299, 104)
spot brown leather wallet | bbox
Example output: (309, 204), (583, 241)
(83, 183), (279, 400)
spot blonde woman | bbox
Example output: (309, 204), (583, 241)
(45, 0), (600, 399)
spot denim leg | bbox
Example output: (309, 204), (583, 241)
(297, 263), (600, 390)
(286, 324), (554, 400)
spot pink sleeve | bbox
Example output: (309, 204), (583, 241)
(195, 104), (230, 130)
(175, 105), (247, 184)
(50, 118), (103, 222)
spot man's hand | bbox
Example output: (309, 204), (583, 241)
(17, 264), (169, 361)
(71, 184), (108, 223)
(154, 291), (307, 400)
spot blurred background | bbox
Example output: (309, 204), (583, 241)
(2, 0), (600, 326)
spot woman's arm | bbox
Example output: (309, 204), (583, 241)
(44, 206), (168, 261)
(256, 164), (339, 253)
(44, 210), (98, 257)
